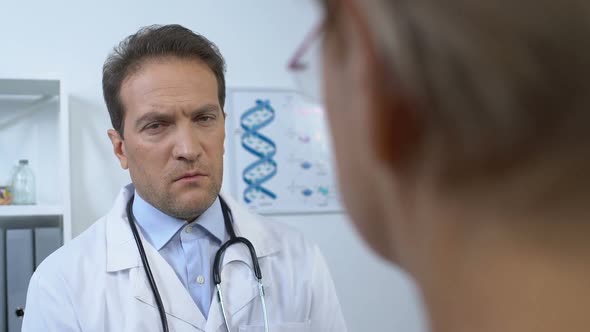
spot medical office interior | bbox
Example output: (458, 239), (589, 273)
(0, 1), (428, 331)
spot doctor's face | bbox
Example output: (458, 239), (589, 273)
(108, 57), (225, 221)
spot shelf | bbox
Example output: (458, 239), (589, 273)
(0, 205), (63, 217)
(0, 79), (60, 97)
(0, 77), (71, 241)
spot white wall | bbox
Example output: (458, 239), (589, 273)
(0, 1), (427, 331)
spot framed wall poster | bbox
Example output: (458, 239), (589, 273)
(227, 88), (343, 214)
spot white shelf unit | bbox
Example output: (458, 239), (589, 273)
(0, 205), (63, 217)
(0, 78), (71, 242)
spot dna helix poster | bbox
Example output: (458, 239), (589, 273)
(227, 88), (343, 214)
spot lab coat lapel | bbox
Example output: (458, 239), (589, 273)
(206, 194), (278, 332)
(105, 185), (138, 272)
(132, 240), (207, 330)
(206, 245), (261, 332)
(105, 186), (206, 330)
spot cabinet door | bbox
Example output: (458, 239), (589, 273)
(6, 228), (34, 332)
(34, 227), (62, 267)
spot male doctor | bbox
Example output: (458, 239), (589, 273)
(22, 24), (346, 332)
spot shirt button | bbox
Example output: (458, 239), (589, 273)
(185, 226), (193, 233)
(196, 275), (205, 285)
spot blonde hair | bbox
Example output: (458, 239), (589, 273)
(366, 0), (590, 181)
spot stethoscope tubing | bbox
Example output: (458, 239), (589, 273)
(126, 195), (269, 332)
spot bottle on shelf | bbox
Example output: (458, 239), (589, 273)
(11, 159), (36, 205)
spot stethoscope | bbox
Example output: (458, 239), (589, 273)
(126, 195), (270, 332)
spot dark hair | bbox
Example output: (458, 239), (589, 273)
(102, 24), (226, 137)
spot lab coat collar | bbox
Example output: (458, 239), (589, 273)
(105, 184), (280, 329)
(105, 184), (138, 272)
(105, 184), (280, 272)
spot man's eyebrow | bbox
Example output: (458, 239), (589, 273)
(134, 110), (173, 130)
(134, 104), (221, 129)
(190, 103), (221, 116)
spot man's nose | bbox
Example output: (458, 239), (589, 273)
(172, 127), (202, 162)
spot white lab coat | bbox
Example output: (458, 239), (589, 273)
(22, 186), (347, 332)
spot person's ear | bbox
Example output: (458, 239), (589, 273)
(107, 129), (128, 169)
(367, 54), (422, 167)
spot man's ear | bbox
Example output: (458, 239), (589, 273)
(107, 129), (128, 170)
(368, 57), (422, 167)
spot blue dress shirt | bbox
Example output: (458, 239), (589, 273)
(132, 192), (226, 318)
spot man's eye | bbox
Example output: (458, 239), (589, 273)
(144, 122), (167, 131)
(147, 123), (160, 129)
(198, 115), (215, 123)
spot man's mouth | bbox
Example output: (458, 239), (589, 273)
(174, 171), (207, 182)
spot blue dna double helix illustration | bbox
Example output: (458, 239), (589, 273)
(241, 100), (278, 203)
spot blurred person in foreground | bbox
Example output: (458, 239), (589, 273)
(289, 0), (590, 331)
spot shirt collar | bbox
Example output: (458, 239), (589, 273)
(105, 185), (281, 273)
(195, 196), (226, 243)
(132, 191), (225, 250)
